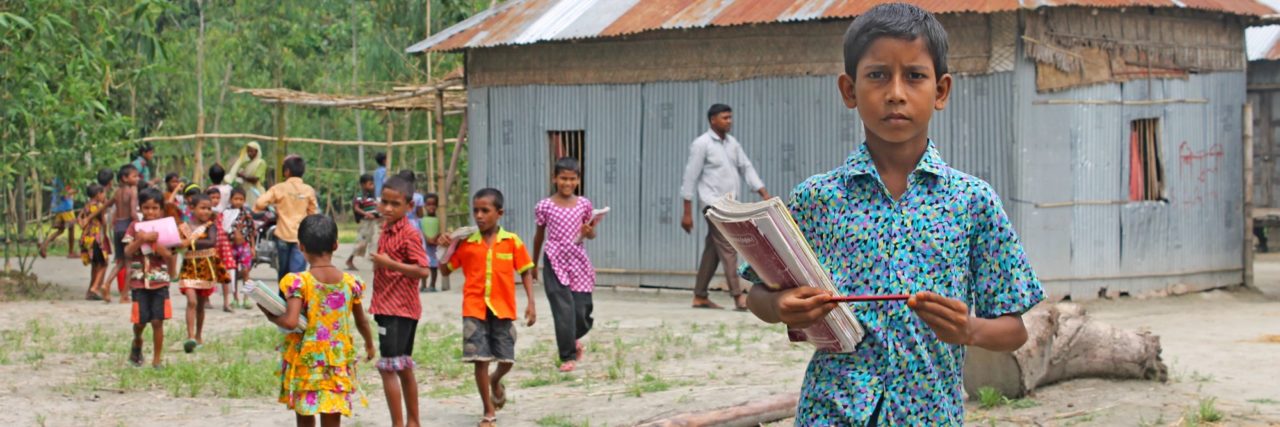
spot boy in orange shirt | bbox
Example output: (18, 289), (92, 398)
(437, 188), (536, 427)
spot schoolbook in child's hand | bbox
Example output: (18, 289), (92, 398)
(705, 195), (865, 353)
(575, 207), (610, 243)
(245, 280), (306, 333)
(437, 226), (478, 264)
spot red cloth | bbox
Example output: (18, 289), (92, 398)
(370, 217), (429, 320)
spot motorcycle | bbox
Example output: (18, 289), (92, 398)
(251, 210), (279, 272)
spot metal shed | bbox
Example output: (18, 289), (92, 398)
(410, 0), (1274, 300)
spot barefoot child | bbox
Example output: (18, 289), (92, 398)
(743, 5), (1044, 424)
(176, 194), (235, 353)
(38, 176), (78, 259)
(78, 184), (111, 300)
(259, 214), (376, 427)
(123, 188), (175, 367)
(368, 175), (432, 427)
(228, 188), (256, 309)
(103, 164), (142, 304)
(532, 158), (598, 372)
(420, 193), (441, 292)
(438, 188), (537, 427)
(345, 174), (380, 271)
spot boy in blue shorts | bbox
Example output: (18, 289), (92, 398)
(744, 4), (1045, 425)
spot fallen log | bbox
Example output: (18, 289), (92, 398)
(636, 393), (798, 427)
(964, 302), (1167, 399)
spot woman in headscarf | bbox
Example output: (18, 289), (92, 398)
(225, 141), (267, 207)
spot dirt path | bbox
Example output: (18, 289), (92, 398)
(3, 248), (1279, 426)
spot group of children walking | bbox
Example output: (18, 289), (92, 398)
(55, 148), (601, 427)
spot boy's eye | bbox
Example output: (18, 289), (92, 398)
(909, 72), (928, 79)
(866, 71), (885, 79)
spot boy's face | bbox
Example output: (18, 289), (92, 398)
(425, 197), (439, 215)
(192, 200), (213, 222)
(379, 188), (410, 222)
(230, 193), (245, 209)
(167, 179), (180, 191)
(839, 37), (951, 146)
(361, 180), (375, 193)
(472, 197), (502, 234)
(124, 171), (141, 186)
(208, 193), (221, 206)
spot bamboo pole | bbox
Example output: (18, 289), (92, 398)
(212, 62), (233, 162)
(1245, 102), (1255, 288)
(233, 83), (465, 108)
(275, 104), (286, 184)
(425, 111), (436, 193)
(385, 111), (395, 173)
(195, 0), (206, 183)
(136, 133), (450, 147)
(434, 89), (447, 227)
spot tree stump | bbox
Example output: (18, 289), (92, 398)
(964, 303), (1167, 399)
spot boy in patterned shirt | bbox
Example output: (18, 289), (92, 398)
(437, 188), (536, 427)
(368, 175), (432, 427)
(743, 4), (1045, 425)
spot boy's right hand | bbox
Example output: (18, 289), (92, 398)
(139, 231), (160, 243)
(436, 234), (454, 248)
(774, 287), (837, 329)
(681, 212), (694, 234)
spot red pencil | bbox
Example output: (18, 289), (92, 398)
(830, 294), (911, 302)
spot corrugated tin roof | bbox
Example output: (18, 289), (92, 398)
(406, 0), (1276, 53)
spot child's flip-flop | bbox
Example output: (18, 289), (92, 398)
(128, 344), (143, 367)
(477, 416), (497, 427)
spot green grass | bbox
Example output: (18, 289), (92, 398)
(103, 324), (280, 398)
(413, 321), (472, 397)
(1247, 398), (1278, 405)
(1187, 397), (1224, 425)
(338, 222), (358, 244)
(0, 271), (68, 302)
(536, 414), (591, 427)
(975, 386), (1037, 410)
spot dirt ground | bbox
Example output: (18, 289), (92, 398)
(1, 248), (1279, 426)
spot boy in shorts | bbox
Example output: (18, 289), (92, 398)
(438, 188), (536, 427)
(369, 175), (432, 427)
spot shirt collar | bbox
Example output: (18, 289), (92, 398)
(383, 215), (408, 232)
(705, 129), (729, 143)
(842, 140), (949, 179)
(466, 227), (516, 244)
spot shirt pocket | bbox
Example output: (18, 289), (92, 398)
(911, 204), (969, 298)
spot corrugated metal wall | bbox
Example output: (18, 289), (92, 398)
(1247, 60), (1280, 209)
(1012, 56), (1245, 298)
(471, 72), (1016, 288)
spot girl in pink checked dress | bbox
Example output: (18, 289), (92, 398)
(531, 157), (599, 372)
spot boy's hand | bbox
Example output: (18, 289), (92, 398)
(139, 231), (160, 243)
(437, 234), (454, 248)
(681, 212), (694, 234)
(369, 252), (393, 269)
(364, 342), (376, 362)
(908, 291), (971, 346)
(524, 305), (537, 327)
(775, 287), (837, 329)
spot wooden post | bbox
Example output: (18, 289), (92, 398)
(275, 103), (286, 184)
(212, 62), (233, 163)
(194, 0), (206, 183)
(434, 89), (447, 227)
(385, 111), (395, 173)
(425, 111), (436, 193)
(1245, 102), (1255, 288)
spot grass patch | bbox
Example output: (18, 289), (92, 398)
(0, 271), (67, 302)
(626, 373), (672, 397)
(536, 414), (591, 427)
(976, 386), (1037, 410)
(338, 222), (357, 244)
(413, 321), (472, 397)
(1186, 397), (1224, 425)
(1247, 398), (1278, 405)
(103, 324), (280, 398)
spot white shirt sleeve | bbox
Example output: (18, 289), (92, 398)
(680, 138), (706, 202)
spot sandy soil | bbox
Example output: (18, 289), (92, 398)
(1, 248), (1278, 426)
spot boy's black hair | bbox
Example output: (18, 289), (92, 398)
(204, 187), (221, 196)
(424, 192), (439, 202)
(298, 214), (338, 255)
(208, 163), (226, 183)
(375, 152), (387, 167)
(843, 3), (949, 79)
(165, 172), (180, 184)
(382, 175), (415, 201)
(473, 188), (504, 210)
(86, 184), (105, 199)
(187, 193), (211, 207)
(396, 169), (416, 182)
(230, 186), (246, 198)
(118, 164), (138, 183)
(707, 103), (732, 120)
(553, 157), (582, 177)
(138, 187), (165, 207)
(96, 168), (114, 186)
(359, 173), (373, 185)
(282, 156), (306, 178)
(136, 142), (155, 157)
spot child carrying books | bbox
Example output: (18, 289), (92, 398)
(123, 188), (175, 367)
(532, 157), (598, 373)
(228, 187), (256, 309)
(259, 214), (376, 427)
(176, 193), (236, 353)
(743, 4), (1044, 424)
(437, 188), (537, 427)
(78, 184), (112, 301)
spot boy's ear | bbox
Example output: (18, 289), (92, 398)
(934, 73), (953, 111)
(331, 241), (339, 251)
(838, 74), (857, 109)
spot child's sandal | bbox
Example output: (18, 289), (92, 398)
(128, 344), (143, 367)
(477, 416), (497, 427)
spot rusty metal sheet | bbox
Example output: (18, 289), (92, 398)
(408, 0), (1275, 53)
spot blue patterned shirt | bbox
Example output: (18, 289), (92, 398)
(742, 142), (1044, 425)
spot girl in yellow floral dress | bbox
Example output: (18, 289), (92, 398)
(259, 214), (376, 427)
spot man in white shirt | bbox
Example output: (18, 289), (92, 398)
(680, 103), (771, 310)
